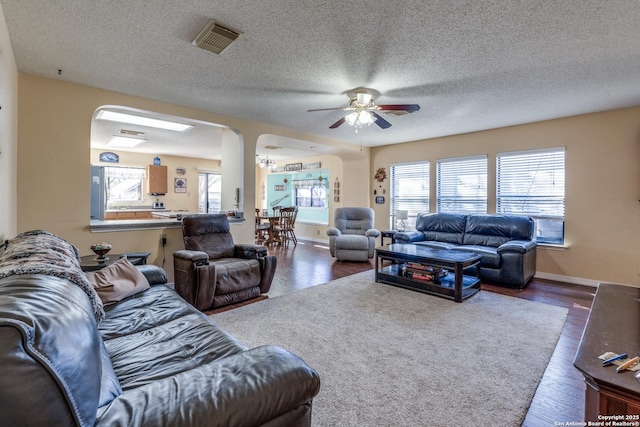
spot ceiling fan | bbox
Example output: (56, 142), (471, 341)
(307, 90), (420, 132)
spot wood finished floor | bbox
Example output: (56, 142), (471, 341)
(264, 239), (596, 426)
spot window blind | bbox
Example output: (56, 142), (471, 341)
(390, 161), (430, 228)
(497, 147), (565, 218)
(436, 155), (487, 214)
(104, 166), (146, 179)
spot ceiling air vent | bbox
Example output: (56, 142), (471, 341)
(119, 129), (145, 136)
(192, 20), (243, 55)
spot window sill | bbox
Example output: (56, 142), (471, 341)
(537, 243), (569, 251)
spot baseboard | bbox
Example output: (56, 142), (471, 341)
(534, 271), (599, 287)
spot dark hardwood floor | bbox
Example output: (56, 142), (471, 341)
(264, 239), (596, 426)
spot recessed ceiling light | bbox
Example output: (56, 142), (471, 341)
(108, 136), (147, 148)
(96, 110), (193, 132)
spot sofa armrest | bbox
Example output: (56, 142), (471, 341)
(173, 249), (209, 265)
(135, 265), (168, 286)
(234, 244), (268, 260)
(365, 228), (381, 238)
(326, 227), (341, 237)
(497, 240), (537, 255)
(394, 231), (425, 244)
(95, 345), (320, 427)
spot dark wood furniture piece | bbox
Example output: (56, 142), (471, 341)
(258, 215), (282, 245)
(375, 243), (481, 303)
(380, 230), (397, 246)
(80, 252), (151, 272)
(574, 283), (640, 421)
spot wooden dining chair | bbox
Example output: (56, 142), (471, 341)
(255, 208), (270, 244)
(275, 207), (298, 246)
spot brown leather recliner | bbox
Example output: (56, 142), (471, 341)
(173, 214), (277, 310)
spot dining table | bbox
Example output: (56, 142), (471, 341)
(258, 215), (282, 245)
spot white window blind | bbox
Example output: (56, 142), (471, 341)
(497, 148), (565, 218)
(436, 155), (487, 214)
(497, 147), (565, 244)
(390, 162), (429, 229)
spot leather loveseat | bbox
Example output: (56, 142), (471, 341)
(394, 213), (537, 288)
(0, 230), (320, 426)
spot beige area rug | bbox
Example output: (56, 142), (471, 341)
(212, 271), (568, 427)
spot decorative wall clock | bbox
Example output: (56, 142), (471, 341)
(374, 167), (387, 182)
(99, 152), (119, 163)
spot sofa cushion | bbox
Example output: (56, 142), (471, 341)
(98, 339), (122, 407)
(413, 241), (456, 250)
(463, 214), (534, 247)
(99, 285), (248, 391)
(335, 235), (370, 250)
(86, 257), (150, 306)
(450, 245), (501, 268)
(415, 213), (467, 245)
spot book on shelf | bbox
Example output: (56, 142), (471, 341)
(404, 262), (444, 273)
(402, 267), (448, 282)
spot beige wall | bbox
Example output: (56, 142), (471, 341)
(0, 4), (18, 240)
(371, 107), (640, 286)
(16, 73), (366, 280)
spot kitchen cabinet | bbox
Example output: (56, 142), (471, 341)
(148, 165), (167, 195)
(104, 211), (153, 220)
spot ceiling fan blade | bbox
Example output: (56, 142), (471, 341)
(372, 112), (392, 129)
(329, 117), (346, 129)
(307, 107), (348, 112)
(376, 104), (421, 112)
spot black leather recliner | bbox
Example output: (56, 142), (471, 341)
(173, 214), (277, 310)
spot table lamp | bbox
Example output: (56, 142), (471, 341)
(396, 210), (408, 231)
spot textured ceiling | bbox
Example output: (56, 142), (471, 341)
(2, 0), (639, 158)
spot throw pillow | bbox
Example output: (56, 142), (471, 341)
(86, 257), (150, 305)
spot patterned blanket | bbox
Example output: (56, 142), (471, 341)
(0, 230), (105, 323)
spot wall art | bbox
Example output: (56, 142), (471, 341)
(174, 178), (187, 193)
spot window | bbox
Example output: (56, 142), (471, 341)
(198, 173), (222, 213)
(105, 166), (145, 203)
(293, 179), (327, 207)
(497, 147), (565, 244)
(436, 156), (487, 214)
(390, 162), (430, 230)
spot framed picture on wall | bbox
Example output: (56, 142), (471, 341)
(175, 178), (187, 193)
(285, 163), (303, 172)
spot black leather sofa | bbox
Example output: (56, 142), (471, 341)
(0, 231), (320, 426)
(394, 213), (537, 288)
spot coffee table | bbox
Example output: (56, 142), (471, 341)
(375, 244), (481, 303)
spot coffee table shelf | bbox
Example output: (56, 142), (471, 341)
(375, 244), (481, 303)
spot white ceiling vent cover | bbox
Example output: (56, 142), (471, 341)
(192, 20), (243, 55)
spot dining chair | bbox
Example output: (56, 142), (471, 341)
(255, 208), (270, 244)
(275, 206), (298, 246)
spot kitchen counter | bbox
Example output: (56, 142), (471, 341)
(106, 208), (167, 212)
(90, 215), (245, 233)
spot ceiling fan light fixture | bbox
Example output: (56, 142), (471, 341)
(345, 110), (376, 132)
(257, 156), (277, 169)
